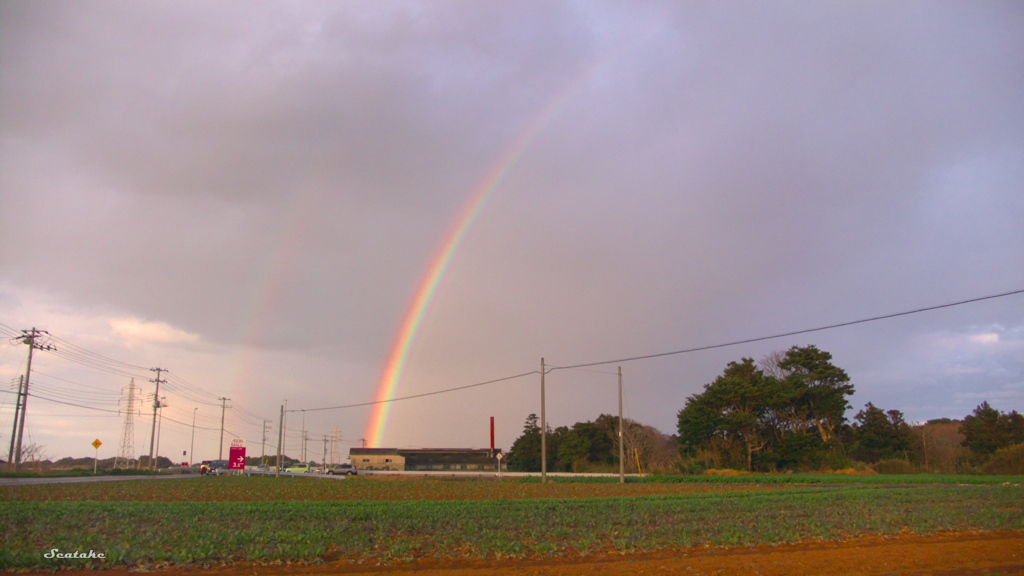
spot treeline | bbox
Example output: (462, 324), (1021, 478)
(506, 345), (1024, 474)
(678, 345), (1024, 473)
(505, 414), (679, 474)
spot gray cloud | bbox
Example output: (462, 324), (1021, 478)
(2, 1), (1022, 458)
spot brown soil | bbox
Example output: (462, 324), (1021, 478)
(30, 531), (1024, 576)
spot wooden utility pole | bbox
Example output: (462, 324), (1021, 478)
(7, 375), (23, 471)
(300, 411), (306, 461)
(147, 367), (166, 470)
(619, 366), (625, 484)
(218, 396), (231, 460)
(14, 329), (53, 472)
(275, 404), (284, 479)
(540, 357), (547, 483)
(261, 420), (271, 466)
(154, 397), (166, 469)
(190, 408), (198, 467)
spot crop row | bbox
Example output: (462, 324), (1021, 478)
(1, 485), (1021, 569)
(3, 473), (1018, 503)
(0, 475), (800, 502)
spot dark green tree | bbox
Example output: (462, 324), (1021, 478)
(556, 420), (615, 472)
(960, 402), (1001, 459)
(851, 402), (915, 463)
(960, 402), (1024, 463)
(678, 358), (773, 471)
(506, 414), (542, 472)
(679, 346), (855, 472)
(777, 345), (854, 442)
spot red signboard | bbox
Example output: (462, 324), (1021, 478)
(229, 446), (246, 470)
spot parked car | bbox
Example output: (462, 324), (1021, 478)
(284, 462), (312, 473)
(324, 463), (357, 476)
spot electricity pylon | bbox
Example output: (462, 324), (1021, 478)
(115, 379), (141, 469)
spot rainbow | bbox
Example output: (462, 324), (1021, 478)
(362, 22), (664, 446)
(228, 157), (328, 400)
(364, 88), (580, 448)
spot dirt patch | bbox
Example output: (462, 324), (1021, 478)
(27, 531), (1024, 576)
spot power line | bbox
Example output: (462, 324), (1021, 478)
(26, 392), (122, 414)
(292, 287), (1024, 413)
(26, 369), (124, 394)
(0, 322), (21, 338)
(548, 287), (1024, 371)
(293, 371), (539, 413)
(45, 334), (150, 371)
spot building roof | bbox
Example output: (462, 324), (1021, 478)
(350, 448), (502, 455)
(349, 447), (503, 466)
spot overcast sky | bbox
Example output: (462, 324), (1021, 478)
(1, 1), (1022, 463)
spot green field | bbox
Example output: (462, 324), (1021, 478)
(1, 475), (1022, 570)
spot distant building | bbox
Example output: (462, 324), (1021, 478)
(349, 448), (505, 472)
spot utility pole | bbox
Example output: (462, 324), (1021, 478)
(147, 367), (166, 471)
(14, 328), (54, 472)
(322, 435), (328, 469)
(300, 411), (306, 461)
(540, 357), (546, 484)
(218, 397), (231, 460)
(154, 397), (167, 469)
(261, 420), (271, 466)
(619, 366), (625, 484)
(275, 404), (284, 479)
(7, 376), (23, 471)
(190, 408), (198, 467)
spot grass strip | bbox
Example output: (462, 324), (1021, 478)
(1, 485), (1021, 570)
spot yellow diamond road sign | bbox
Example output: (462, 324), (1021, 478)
(92, 439), (102, 449)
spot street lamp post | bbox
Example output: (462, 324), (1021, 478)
(190, 407), (198, 467)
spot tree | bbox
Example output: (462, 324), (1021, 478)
(678, 358), (772, 471)
(617, 417), (680, 474)
(506, 414), (542, 472)
(960, 402), (1001, 459)
(556, 420), (614, 472)
(912, 420), (968, 473)
(679, 346), (855, 472)
(777, 345), (854, 442)
(851, 403), (915, 463)
(960, 402), (1024, 463)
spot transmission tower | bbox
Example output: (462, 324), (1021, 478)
(115, 379), (141, 469)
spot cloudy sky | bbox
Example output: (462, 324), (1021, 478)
(1, 1), (1022, 463)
